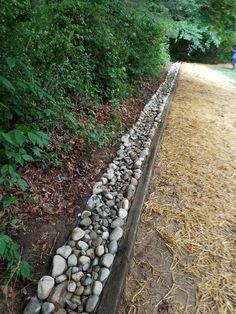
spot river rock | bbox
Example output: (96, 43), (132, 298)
(96, 245), (105, 257)
(118, 208), (128, 219)
(72, 271), (84, 282)
(86, 195), (100, 211)
(56, 246), (72, 259)
(111, 218), (124, 228)
(52, 255), (67, 278)
(100, 253), (114, 268)
(42, 302), (55, 314)
(80, 217), (92, 227)
(37, 276), (55, 300)
(86, 295), (99, 312)
(109, 227), (123, 241)
(92, 281), (103, 296)
(108, 240), (118, 254)
(79, 256), (91, 265)
(23, 297), (42, 314)
(71, 228), (85, 241)
(68, 254), (77, 267)
(98, 267), (110, 282)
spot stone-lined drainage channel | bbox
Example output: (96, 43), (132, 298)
(24, 62), (181, 314)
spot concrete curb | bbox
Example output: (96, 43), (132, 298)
(96, 63), (181, 314)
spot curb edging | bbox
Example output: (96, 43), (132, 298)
(97, 63), (181, 314)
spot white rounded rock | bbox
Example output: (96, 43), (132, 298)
(119, 208), (128, 219)
(37, 276), (55, 300)
(52, 255), (67, 278)
(109, 227), (123, 241)
(56, 245), (72, 259)
(71, 227), (85, 241)
(92, 281), (103, 296)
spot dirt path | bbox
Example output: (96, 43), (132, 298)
(119, 63), (236, 314)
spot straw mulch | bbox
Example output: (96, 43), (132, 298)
(120, 63), (236, 314)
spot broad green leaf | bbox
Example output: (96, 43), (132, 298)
(19, 261), (32, 280)
(22, 154), (34, 162)
(0, 75), (15, 94)
(6, 57), (17, 70)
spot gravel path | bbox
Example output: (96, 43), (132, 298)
(120, 63), (236, 314)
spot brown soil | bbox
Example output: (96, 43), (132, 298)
(0, 71), (169, 314)
(119, 63), (236, 314)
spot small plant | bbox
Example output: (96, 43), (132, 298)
(0, 219), (32, 284)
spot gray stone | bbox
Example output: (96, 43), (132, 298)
(95, 245), (105, 257)
(23, 297), (41, 314)
(98, 267), (110, 282)
(84, 285), (92, 296)
(86, 248), (95, 259)
(91, 236), (102, 247)
(68, 254), (77, 267)
(92, 281), (103, 296)
(52, 255), (67, 278)
(42, 302), (55, 314)
(121, 198), (129, 210)
(66, 300), (78, 310)
(77, 241), (89, 251)
(71, 271), (84, 282)
(56, 245), (72, 259)
(118, 208), (128, 219)
(86, 295), (99, 312)
(100, 253), (114, 268)
(111, 218), (124, 228)
(102, 231), (109, 240)
(75, 285), (84, 296)
(82, 276), (93, 286)
(109, 227), (123, 241)
(79, 256), (91, 266)
(37, 275), (55, 300)
(108, 240), (118, 254)
(126, 185), (136, 200)
(68, 281), (77, 293)
(130, 177), (138, 186)
(81, 210), (92, 219)
(72, 266), (79, 273)
(80, 217), (92, 227)
(56, 274), (67, 284)
(86, 195), (100, 211)
(48, 281), (72, 309)
(72, 228), (85, 241)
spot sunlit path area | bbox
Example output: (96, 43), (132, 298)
(120, 63), (236, 314)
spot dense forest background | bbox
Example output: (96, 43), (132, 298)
(0, 0), (236, 205)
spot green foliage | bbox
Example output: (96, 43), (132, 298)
(0, 220), (31, 283)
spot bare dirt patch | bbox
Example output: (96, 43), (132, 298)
(120, 63), (236, 314)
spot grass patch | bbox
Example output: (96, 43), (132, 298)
(211, 65), (236, 85)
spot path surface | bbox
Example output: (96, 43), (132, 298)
(119, 63), (236, 314)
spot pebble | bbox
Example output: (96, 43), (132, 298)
(72, 228), (85, 241)
(126, 184), (136, 200)
(110, 227), (123, 241)
(66, 300), (77, 310)
(96, 245), (105, 257)
(52, 255), (67, 278)
(86, 195), (100, 211)
(81, 210), (92, 219)
(56, 274), (67, 284)
(92, 281), (103, 296)
(79, 256), (91, 265)
(77, 241), (89, 251)
(121, 198), (129, 210)
(108, 240), (118, 254)
(92, 237), (102, 247)
(82, 276), (93, 286)
(98, 267), (110, 282)
(23, 297), (41, 314)
(37, 276), (55, 300)
(67, 281), (77, 293)
(80, 217), (92, 227)
(75, 285), (84, 296)
(100, 253), (114, 268)
(111, 218), (124, 228)
(41, 302), (55, 314)
(102, 231), (109, 240)
(86, 295), (99, 312)
(71, 272), (84, 282)
(118, 208), (128, 219)
(68, 254), (77, 267)
(56, 246), (72, 259)
(86, 248), (95, 259)
(84, 285), (92, 296)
